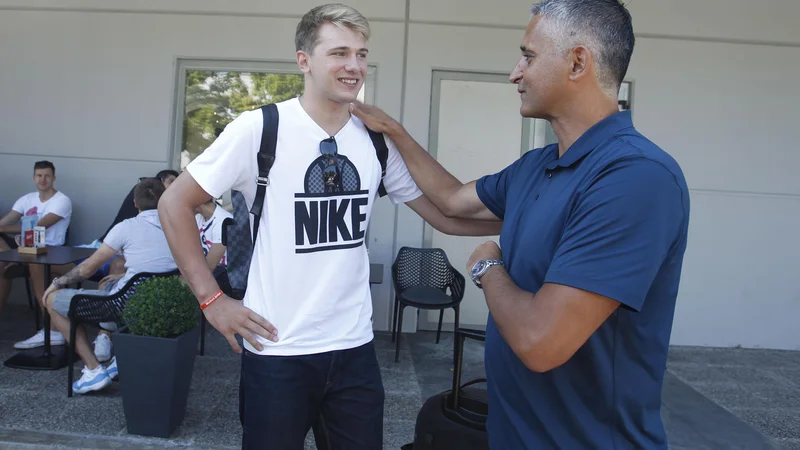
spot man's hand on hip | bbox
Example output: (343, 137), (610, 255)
(203, 296), (278, 353)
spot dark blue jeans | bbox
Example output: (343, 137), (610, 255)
(239, 340), (385, 450)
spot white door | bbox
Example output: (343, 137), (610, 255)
(420, 71), (554, 331)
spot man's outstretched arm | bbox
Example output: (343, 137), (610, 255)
(405, 195), (502, 236)
(351, 102), (497, 221)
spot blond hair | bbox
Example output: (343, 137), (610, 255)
(295, 3), (371, 54)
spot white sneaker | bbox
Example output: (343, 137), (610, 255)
(14, 329), (66, 349)
(72, 365), (112, 394)
(93, 334), (112, 363)
(106, 356), (118, 381)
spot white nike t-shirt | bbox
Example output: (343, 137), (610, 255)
(187, 98), (422, 356)
(196, 205), (233, 266)
(12, 191), (72, 246)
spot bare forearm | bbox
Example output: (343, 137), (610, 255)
(481, 268), (541, 364)
(0, 224), (21, 234)
(205, 255), (219, 271)
(0, 213), (20, 227)
(158, 196), (219, 302)
(387, 123), (465, 214)
(482, 272), (583, 373)
(205, 245), (226, 271)
(36, 213), (63, 229)
(407, 195), (501, 237)
(56, 264), (93, 285)
(430, 217), (502, 236)
(0, 211), (23, 233)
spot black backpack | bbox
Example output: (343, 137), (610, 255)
(220, 103), (389, 300)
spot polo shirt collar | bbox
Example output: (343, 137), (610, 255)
(546, 110), (634, 170)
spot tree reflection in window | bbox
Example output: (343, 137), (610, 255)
(180, 71), (305, 169)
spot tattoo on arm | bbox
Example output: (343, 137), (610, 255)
(58, 266), (86, 286)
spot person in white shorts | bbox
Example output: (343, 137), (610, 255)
(38, 178), (177, 395)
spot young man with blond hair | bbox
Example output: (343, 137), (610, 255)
(159, 3), (501, 449)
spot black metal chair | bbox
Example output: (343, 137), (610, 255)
(3, 264), (39, 312)
(3, 263), (79, 330)
(391, 247), (465, 362)
(66, 269), (180, 397)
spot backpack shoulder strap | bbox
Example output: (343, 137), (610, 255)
(249, 103), (279, 245)
(366, 128), (388, 197)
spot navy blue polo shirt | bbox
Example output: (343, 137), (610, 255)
(476, 111), (690, 449)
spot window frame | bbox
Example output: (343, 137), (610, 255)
(169, 58), (377, 171)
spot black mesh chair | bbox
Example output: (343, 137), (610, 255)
(66, 269), (180, 397)
(391, 247), (465, 362)
(3, 264), (37, 324)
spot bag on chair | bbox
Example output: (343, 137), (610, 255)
(402, 328), (489, 450)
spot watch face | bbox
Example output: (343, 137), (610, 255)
(471, 260), (485, 278)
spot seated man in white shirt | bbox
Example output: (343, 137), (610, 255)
(0, 160), (72, 317)
(37, 178), (178, 395)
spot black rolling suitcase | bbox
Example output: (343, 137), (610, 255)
(402, 328), (490, 450)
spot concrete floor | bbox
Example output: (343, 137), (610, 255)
(666, 345), (800, 449)
(0, 297), (798, 449)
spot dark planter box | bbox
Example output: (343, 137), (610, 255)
(113, 325), (200, 438)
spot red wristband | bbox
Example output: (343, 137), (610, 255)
(200, 290), (223, 310)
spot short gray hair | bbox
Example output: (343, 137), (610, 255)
(295, 3), (371, 54)
(530, 0), (634, 96)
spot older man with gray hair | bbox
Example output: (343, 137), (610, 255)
(351, 0), (690, 448)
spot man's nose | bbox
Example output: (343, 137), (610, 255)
(345, 55), (359, 72)
(510, 60), (523, 84)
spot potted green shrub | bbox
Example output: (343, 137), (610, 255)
(114, 275), (201, 438)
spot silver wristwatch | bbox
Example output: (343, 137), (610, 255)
(470, 260), (504, 288)
(52, 277), (62, 288)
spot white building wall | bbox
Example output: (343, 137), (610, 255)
(626, 38), (800, 349)
(0, 0), (798, 348)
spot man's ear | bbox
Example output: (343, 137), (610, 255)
(568, 45), (592, 82)
(297, 50), (311, 74)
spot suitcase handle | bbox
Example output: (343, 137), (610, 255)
(450, 327), (486, 411)
(460, 378), (487, 390)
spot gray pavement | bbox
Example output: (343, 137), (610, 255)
(0, 296), (798, 449)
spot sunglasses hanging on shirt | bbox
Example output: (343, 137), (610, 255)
(320, 137), (342, 193)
